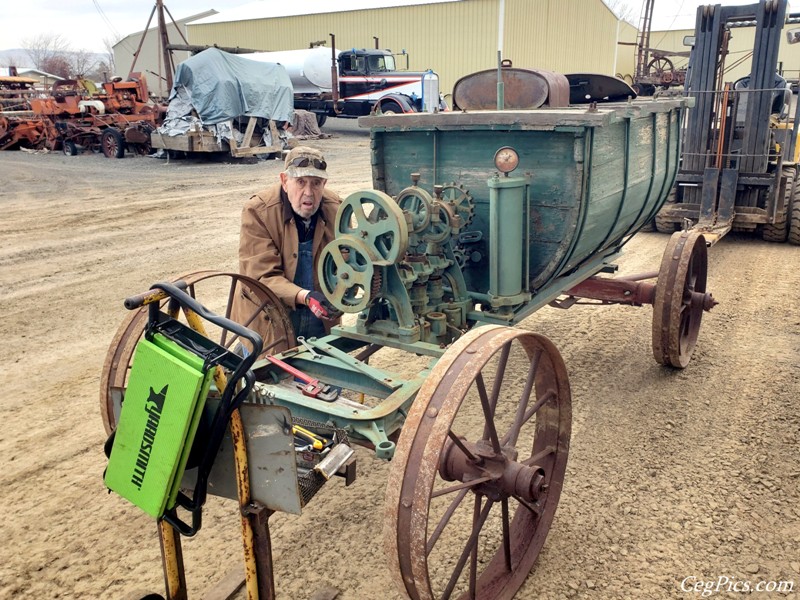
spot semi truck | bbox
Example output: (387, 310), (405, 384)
(242, 45), (443, 126)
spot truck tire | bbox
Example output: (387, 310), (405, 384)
(101, 128), (125, 159)
(315, 113), (327, 128)
(762, 167), (794, 242)
(380, 100), (404, 115)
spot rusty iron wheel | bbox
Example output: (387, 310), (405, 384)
(652, 230), (708, 368)
(101, 128), (125, 159)
(99, 270), (294, 434)
(385, 325), (571, 600)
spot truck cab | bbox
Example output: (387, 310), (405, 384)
(334, 48), (442, 117)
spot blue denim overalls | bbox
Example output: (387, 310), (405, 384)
(290, 232), (326, 339)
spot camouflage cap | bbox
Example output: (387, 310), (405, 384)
(283, 146), (329, 179)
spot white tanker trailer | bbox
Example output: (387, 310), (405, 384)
(241, 46), (443, 126)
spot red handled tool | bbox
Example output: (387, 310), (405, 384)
(266, 355), (340, 401)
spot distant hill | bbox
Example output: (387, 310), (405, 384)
(0, 49), (32, 68)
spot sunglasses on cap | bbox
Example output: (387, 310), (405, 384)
(288, 156), (327, 170)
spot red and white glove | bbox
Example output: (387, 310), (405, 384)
(305, 291), (342, 321)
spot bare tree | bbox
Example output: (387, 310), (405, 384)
(22, 33), (71, 71)
(70, 49), (98, 78)
(103, 36), (120, 75)
(604, 0), (636, 23)
(1, 53), (27, 69)
(41, 55), (71, 79)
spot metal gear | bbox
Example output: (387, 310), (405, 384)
(396, 186), (433, 233)
(440, 182), (475, 227)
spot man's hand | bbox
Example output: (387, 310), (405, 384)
(305, 291), (342, 321)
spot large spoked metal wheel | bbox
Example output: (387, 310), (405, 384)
(318, 235), (378, 313)
(652, 230), (709, 368)
(99, 271), (294, 434)
(385, 325), (571, 600)
(335, 189), (409, 263)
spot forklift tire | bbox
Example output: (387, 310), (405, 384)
(101, 128), (125, 159)
(62, 140), (78, 156)
(762, 168), (794, 242)
(789, 186), (800, 245)
(315, 113), (327, 128)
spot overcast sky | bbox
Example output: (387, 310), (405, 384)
(0, 0), (775, 56)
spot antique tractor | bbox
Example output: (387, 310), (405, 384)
(101, 87), (713, 600)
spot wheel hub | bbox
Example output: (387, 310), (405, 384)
(438, 437), (547, 503)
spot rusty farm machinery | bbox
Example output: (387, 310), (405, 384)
(0, 73), (161, 156)
(99, 67), (715, 600)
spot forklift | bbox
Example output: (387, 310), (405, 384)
(656, 0), (800, 245)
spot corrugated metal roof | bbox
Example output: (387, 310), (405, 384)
(193, 0), (464, 25)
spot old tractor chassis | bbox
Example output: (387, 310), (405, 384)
(99, 97), (715, 600)
(99, 231), (713, 600)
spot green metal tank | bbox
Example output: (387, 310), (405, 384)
(361, 98), (690, 304)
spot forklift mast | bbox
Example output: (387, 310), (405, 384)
(664, 0), (800, 244)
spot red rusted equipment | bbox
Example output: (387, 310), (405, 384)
(1, 73), (164, 157)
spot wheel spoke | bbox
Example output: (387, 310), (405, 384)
(482, 343), (511, 442)
(441, 496), (495, 599)
(513, 494), (542, 516)
(476, 373), (502, 453)
(501, 498), (512, 572)
(523, 446), (555, 467)
(431, 475), (492, 499)
(447, 430), (480, 462)
(504, 388), (557, 446)
(427, 487), (470, 555)
(503, 347), (541, 446)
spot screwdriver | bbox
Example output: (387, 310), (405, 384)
(292, 425), (330, 451)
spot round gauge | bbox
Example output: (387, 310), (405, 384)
(494, 146), (519, 174)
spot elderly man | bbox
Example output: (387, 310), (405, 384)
(232, 146), (342, 353)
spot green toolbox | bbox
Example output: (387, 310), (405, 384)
(104, 333), (213, 518)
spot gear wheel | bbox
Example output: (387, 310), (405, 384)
(440, 183), (475, 228)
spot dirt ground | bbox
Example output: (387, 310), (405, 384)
(1, 120), (798, 600)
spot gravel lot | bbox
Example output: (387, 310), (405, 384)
(0, 119), (798, 600)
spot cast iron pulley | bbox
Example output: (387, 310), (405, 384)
(335, 189), (409, 264)
(396, 186), (434, 233)
(385, 325), (571, 600)
(318, 235), (380, 313)
(423, 201), (458, 244)
(652, 230), (715, 368)
(440, 182), (475, 227)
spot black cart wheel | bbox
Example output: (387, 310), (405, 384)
(315, 113), (328, 128)
(62, 140), (78, 156)
(652, 230), (709, 368)
(101, 128), (125, 159)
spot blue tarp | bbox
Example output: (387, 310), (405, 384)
(170, 48), (294, 124)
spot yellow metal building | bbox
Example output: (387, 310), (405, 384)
(186, 0), (623, 95)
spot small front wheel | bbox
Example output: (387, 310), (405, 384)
(62, 140), (78, 156)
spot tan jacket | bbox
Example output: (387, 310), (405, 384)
(231, 182), (342, 353)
